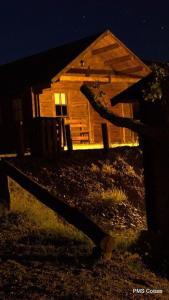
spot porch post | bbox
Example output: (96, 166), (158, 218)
(0, 160), (10, 217)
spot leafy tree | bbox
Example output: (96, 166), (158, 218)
(81, 63), (169, 236)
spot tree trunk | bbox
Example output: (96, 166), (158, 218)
(80, 83), (169, 237)
(142, 136), (169, 234)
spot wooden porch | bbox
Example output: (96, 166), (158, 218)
(6, 117), (137, 158)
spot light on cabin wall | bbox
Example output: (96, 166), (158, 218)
(80, 60), (85, 67)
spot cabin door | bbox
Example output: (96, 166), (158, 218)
(12, 98), (23, 122)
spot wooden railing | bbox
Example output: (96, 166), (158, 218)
(9, 118), (110, 157)
(30, 117), (65, 157)
(65, 119), (89, 143)
(65, 122), (109, 152)
(0, 159), (114, 260)
(30, 118), (109, 155)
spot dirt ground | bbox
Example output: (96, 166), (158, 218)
(0, 147), (169, 299)
(10, 147), (146, 232)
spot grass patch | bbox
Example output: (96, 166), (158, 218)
(89, 187), (127, 204)
(90, 163), (100, 173)
(8, 178), (91, 244)
(90, 162), (116, 175)
(102, 163), (116, 175)
(109, 229), (140, 251)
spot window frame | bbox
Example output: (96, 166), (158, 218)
(54, 92), (68, 117)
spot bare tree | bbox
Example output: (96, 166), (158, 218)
(81, 63), (169, 236)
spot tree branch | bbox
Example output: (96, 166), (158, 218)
(80, 84), (156, 139)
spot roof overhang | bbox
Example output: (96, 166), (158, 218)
(51, 30), (152, 84)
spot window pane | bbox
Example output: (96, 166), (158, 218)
(56, 105), (62, 116)
(54, 93), (60, 105)
(61, 93), (66, 105)
(62, 106), (67, 116)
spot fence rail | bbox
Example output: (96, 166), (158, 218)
(0, 159), (114, 260)
(30, 117), (64, 157)
(5, 118), (111, 157)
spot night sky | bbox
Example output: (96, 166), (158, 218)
(0, 0), (169, 65)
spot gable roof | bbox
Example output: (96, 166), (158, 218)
(52, 30), (151, 83)
(0, 33), (99, 93)
(0, 30), (151, 95)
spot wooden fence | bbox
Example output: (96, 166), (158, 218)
(0, 159), (114, 260)
(30, 117), (65, 157)
(13, 117), (110, 157)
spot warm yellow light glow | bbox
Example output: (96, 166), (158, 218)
(61, 93), (66, 105)
(54, 93), (60, 105)
(54, 93), (67, 105)
(64, 142), (139, 151)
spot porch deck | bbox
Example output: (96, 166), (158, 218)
(64, 142), (139, 151)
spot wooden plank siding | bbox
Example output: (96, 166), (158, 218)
(31, 29), (151, 147)
(38, 82), (90, 144)
(37, 80), (136, 146)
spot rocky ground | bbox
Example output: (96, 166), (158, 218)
(0, 147), (168, 299)
(10, 147), (146, 232)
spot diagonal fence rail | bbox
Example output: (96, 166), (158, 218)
(0, 159), (114, 260)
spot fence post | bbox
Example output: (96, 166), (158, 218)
(51, 119), (58, 155)
(61, 118), (66, 147)
(16, 121), (25, 157)
(65, 124), (73, 152)
(101, 123), (109, 152)
(40, 119), (47, 157)
(0, 160), (10, 217)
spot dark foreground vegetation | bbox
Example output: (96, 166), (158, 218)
(0, 147), (169, 299)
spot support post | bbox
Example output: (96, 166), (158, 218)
(65, 124), (73, 152)
(61, 118), (66, 147)
(101, 123), (109, 151)
(0, 161), (10, 217)
(41, 119), (47, 157)
(46, 119), (53, 158)
(16, 121), (25, 157)
(56, 119), (62, 151)
(51, 119), (58, 155)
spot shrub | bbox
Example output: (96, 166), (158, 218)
(90, 163), (100, 173)
(102, 188), (127, 203)
(102, 163), (116, 175)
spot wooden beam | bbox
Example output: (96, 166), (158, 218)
(1, 159), (110, 248)
(60, 75), (108, 82)
(67, 68), (115, 75)
(60, 74), (141, 83)
(117, 66), (143, 74)
(0, 161), (10, 217)
(66, 68), (143, 79)
(92, 43), (119, 55)
(104, 55), (131, 66)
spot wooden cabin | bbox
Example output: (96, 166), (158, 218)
(0, 30), (151, 153)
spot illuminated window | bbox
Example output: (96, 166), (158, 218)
(54, 93), (67, 116)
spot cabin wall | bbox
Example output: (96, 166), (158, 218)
(38, 82), (90, 143)
(88, 82), (135, 144)
(0, 88), (33, 153)
(38, 80), (136, 145)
